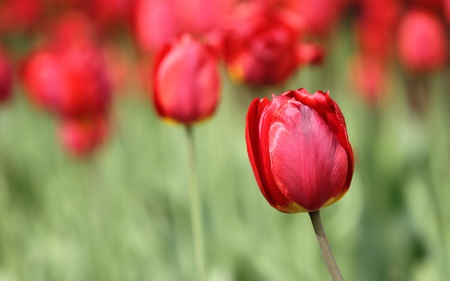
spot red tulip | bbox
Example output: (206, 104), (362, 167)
(278, 0), (347, 37)
(245, 89), (354, 213)
(445, 0), (450, 25)
(22, 42), (112, 118)
(59, 116), (109, 157)
(349, 54), (387, 105)
(0, 48), (13, 104)
(85, 0), (135, 32)
(397, 9), (447, 73)
(221, 1), (319, 85)
(54, 42), (112, 118)
(132, 0), (182, 53)
(0, 0), (42, 34)
(170, 0), (237, 35)
(21, 49), (64, 110)
(132, 0), (236, 54)
(355, 0), (402, 63)
(47, 12), (97, 48)
(152, 34), (220, 125)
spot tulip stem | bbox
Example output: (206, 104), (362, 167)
(309, 210), (344, 281)
(185, 125), (206, 281)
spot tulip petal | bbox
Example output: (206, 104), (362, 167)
(293, 90), (354, 190)
(246, 96), (295, 212)
(269, 100), (348, 211)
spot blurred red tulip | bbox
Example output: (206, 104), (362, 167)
(279, 0), (347, 37)
(86, 0), (135, 32)
(132, 0), (236, 54)
(22, 43), (112, 118)
(152, 34), (220, 125)
(446, 0), (450, 24)
(47, 12), (98, 48)
(407, 0), (442, 12)
(102, 45), (132, 94)
(0, 0), (42, 34)
(350, 0), (401, 104)
(350, 54), (387, 105)
(0, 48), (13, 104)
(221, 1), (317, 85)
(355, 0), (402, 62)
(53, 43), (112, 118)
(170, 0), (237, 35)
(21, 49), (64, 110)
(245, 89), (354, 212)
(59, 116), (109, 157)
(133, 0), (181, 53)
(397, 9), (447, 73)
(296, 43), (325, 66)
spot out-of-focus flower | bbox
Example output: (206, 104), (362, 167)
(170, 0), (237, 35)
(445, 0), (450, 25)
(22, 42), (112, 119)
(0, 0), (42, 34)
(350, 54), (387, 105)
(407, 0), (441, 12)
(245, 88), (354, 213)
(221, 1), (321, 85)
(46, 12), (97, 48)
(21, 49), (63, 110)
(59, 116), (109, 157)
(102, 44), (133, 94)
(53, 43), (112, 118)
(132, 0), (236, 54)
(350, 0), (401, 104)
(133, 0), (181, 53)
(85, 0), (136, 33)
(152, 34), (220, 125)
(0, 48), (13, 104)
(355, 0), (402, 62)
(397, 9), (447, 73)
(20, 13), (114, 158)
(297, 43), (325, 66)
(277, 0), (348, 38)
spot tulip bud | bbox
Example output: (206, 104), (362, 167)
(245, 89), (354, 212)
(53, 43), (112, 119)
(152, 33), (221, 125)
(59, 116), (109, 157)
(133, 0), (181, 53)
(221, 1), (306, 85)
(350, 54), (387, 105)
(397, 9), (447, 73)
(25, 44), (112, 118)
(21, 49), (63, 110)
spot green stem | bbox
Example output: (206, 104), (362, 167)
(309, 210), (344, 281)
(185, 125), (206, 281)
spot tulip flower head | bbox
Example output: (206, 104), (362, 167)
(246, 89), (354, 212)
(59, 116), (109, 157)
(133, 0), (236, 54)
(152, 33), (220, 125)
(21, 49), (64, 110)
(397, 9), (447, 73)
(133, 0), (181, 53)
(221, 1), (307, 85)
(53, 43), (112, 119)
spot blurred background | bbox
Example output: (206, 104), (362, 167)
(0, 0), (449, 280)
